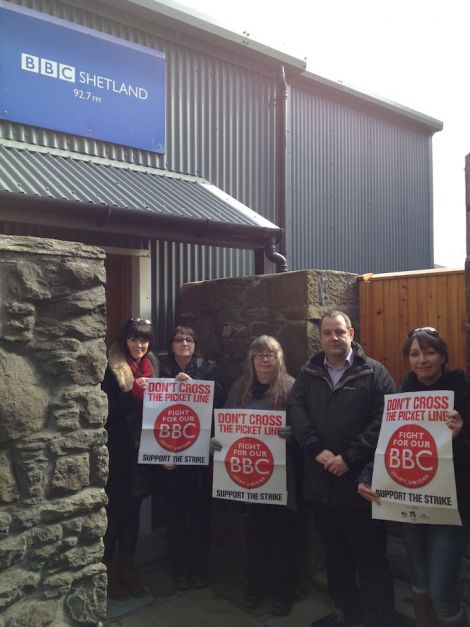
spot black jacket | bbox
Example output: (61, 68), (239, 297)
(287, 342), (396, 505)
(159, 355), (226, 409)
(102, 343), (159, 502)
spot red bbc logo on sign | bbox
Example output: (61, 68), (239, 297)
(154, 403), (200, 452)
(385, 424), (438, 488)
(225, 436), (274, 489)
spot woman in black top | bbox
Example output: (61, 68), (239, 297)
(159, 325), (225, 589)
(102, 318), (158, 600)
(359, 328), (470, 627)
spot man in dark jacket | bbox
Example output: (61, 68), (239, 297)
(287, 310), (397, 627)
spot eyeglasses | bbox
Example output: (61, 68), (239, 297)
(408, 327), (439, 338)
(254, 352), (276, 361)
(173, 335), (195, 343)
(131, 317), (151, 325)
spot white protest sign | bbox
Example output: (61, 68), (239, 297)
(212, 409), (287, 506)
(372, 390), (461, 525)
(138, 378), (214, 465)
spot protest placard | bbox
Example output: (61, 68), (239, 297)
(212, 409), (287, 505)
(138, 378), (214, 465)
(371, 390), (461, 525)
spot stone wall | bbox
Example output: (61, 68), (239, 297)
(179, 269), (359, 385)
(0, 236), (108, 626)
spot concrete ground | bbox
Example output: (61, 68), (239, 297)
(103, 526), (417, 627)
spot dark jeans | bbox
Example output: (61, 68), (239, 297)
(103, 495), (142, 560)
(162, 466), (212, 577)
(401, 517), (469, 618)
(244, 503), (295, 602)
(313, 501), (396, 627)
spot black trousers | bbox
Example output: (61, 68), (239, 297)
(103, 494), (142, 560)
(244, 503), (295, 602)
(313, 501), (396, 627)
(162, 466), (212, 577)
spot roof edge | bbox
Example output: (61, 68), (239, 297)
(0, 191), (282, 250)
(94, 0), (307, 74)
(294, 71), (443, 133)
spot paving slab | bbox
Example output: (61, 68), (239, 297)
(102, 521), (420, 626)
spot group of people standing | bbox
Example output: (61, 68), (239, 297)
(101, 311), (470, 627)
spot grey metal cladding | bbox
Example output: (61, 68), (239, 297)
(2, 0), (436, 282)
(287, 85), (433, 274)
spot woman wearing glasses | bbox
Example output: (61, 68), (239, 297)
(160, 325), (225, 589)
(358, 327), (470, 627)
(102, 318), (159, 600)
(222, 335), (298, 616)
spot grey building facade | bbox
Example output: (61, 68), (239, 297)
(0, 0), (442, 342)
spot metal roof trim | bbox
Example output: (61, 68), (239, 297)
(295, 71), (443, 133)
(0, 142), (281, 248)
(201, 183), (278, 230)
(93, 0), (307, 74)
(88, 0), (441, 130)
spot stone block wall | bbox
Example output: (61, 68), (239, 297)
(0, 236), (108, 626)
(179, 269), (359, 385)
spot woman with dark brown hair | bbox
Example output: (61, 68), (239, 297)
(102, 318), (159, 600)
(359, 327), (470, 627)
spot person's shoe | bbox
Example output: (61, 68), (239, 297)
(243, 591), (265, 610)
(189, 574), (207, 589)
(272, 598), (293, 616)
(437, 606), (470, 627)
(103, 560), (129, 600)
(412, 590), (438, 627)
(115, 551), (147, 598)
(311, 608), (360, 626)
(174, 575), (190, 590)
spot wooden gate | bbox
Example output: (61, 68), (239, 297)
(359, 268), (466, 386)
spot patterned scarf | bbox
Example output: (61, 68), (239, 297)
(128, 354), (152, 402)
(170, 355), (198, 378)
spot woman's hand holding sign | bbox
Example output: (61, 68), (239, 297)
(357, 482), (381, 505)
(175, 372), (191, 382)
(209, 437), (222, 454)
(446, 410), (463, 438)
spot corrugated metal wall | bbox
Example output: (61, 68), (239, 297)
(1, 0), (279, 343)
(152, 240), (254, 344)
(287, 86), (433, 273)
(2, 0), (437, 342)
(2, 0), (279, 211)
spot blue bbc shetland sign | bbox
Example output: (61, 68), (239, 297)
(0, 1), (166, 153)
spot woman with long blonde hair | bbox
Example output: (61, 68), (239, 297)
(231, 335), (293, 408)
(223, 335), (299, 616)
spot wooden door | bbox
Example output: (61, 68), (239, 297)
(104, 253), (133, 347)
